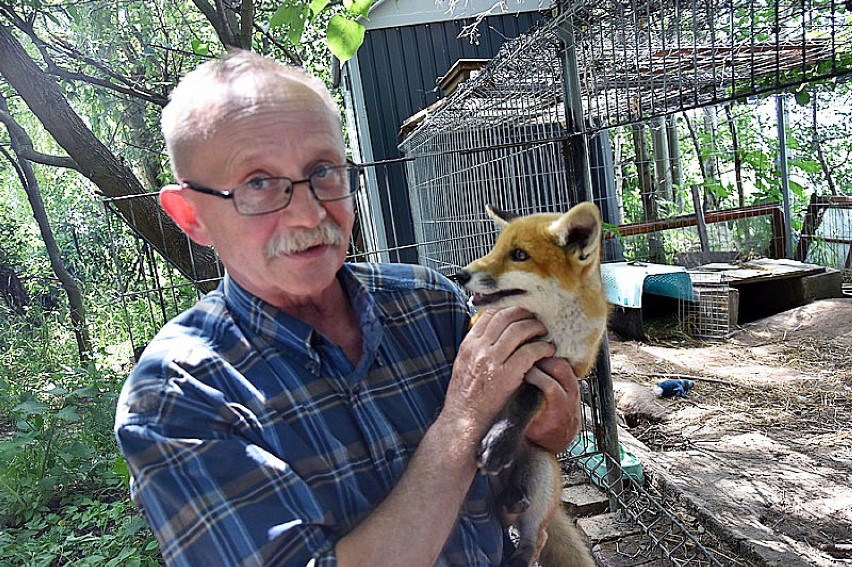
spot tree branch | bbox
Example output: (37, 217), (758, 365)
(46, 64), (168, 107)
(192, 0), (238, 47)
(0, 108), (80, 170)
(239, 0), (254, 49)
(215, 0), (241, 47)
(0, 4), (168, 106)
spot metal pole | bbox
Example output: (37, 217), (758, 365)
(776, 95), (794, 259)
(558, 16), (594, 204)
(592, 336), (622, 511)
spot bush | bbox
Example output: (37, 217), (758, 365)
(0, 312), (162, 564)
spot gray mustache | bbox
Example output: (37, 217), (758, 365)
(264, 220), (346, 259)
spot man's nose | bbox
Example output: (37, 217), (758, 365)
(285, 180), (326, 223)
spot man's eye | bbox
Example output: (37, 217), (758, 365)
(246, 178), (272, 190)
(312, 165), (334, 179)
(510, 248), (530, 261)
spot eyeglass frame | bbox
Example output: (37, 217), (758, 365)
(179, 161), (363, 216)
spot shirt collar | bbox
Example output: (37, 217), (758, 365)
(221, 265), (384, 359)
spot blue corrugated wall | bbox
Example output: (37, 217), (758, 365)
(355, 12), (546, 262)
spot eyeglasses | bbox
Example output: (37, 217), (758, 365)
(181, 163), (362, 216)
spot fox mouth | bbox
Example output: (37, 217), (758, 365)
(470, 289), (526, 307)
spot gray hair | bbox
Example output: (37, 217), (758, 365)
(161, 50), (338, 177)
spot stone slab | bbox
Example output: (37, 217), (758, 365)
(562, 484), (609, 517)
(578, 512), (643, 544)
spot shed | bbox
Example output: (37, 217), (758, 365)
(342, 0), (551, 262)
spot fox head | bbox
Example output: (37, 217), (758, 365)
(456, 201), (604, 310)
(457, 201), (607, 374)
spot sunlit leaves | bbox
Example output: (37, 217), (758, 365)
(327, 14), (365, 63)
(190, 39), (209, 56)
(343, 0), (372, 19)
(268, 0), (372, 62)
(310, 0), (331, 17)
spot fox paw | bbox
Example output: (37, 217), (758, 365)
(501, 484), (531, 515)
(505, 543), (536, 567)
(477, 423), (520, 474)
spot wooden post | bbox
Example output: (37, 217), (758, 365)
(690, 184), (710, 252)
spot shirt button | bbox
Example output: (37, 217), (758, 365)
(384, 448), (396, 462)
(351, 383), (362, 395)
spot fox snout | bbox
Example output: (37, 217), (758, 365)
(454, 269), (472, 286)
(456, 269), (494, 286)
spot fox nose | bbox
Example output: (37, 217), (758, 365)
(455, 269), (471, 286)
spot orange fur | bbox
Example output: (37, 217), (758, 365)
(458, 202), (607, 567)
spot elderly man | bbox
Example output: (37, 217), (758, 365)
(115, 50), (581, 567)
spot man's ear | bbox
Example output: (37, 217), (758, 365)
(159, 185), (213, 246)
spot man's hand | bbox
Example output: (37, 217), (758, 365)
(442, 307), (555, 440)
(524, 357), (582, 453)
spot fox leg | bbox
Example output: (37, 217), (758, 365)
(479, 382), (544, 474)
(503, 448), (561, 567)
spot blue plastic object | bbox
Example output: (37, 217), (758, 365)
(567, 432), (645, 488)
(654, 378), (694, 398)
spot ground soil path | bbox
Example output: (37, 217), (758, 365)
(608, 298), (852, 566)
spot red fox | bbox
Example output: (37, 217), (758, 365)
(456, 201), (608, 567)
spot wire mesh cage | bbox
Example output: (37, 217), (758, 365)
(397, 0), (852, 563)
(102, 193), (224, 356)
(685, 272), (739, 340)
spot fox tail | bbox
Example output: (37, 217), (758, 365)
(538, 507), (595, 567)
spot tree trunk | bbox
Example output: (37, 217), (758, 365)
(0, 96), (91, 360)
(632, 123), (666, 263)
(724, 103), (750, 250)
(724, 104), (745, 208)
(701, 107), (721, 209)
(666, 116), (683, 213)
(0, 25), (219, 290)
(0, 260), (29, 316)
(684, 112), (708, 183)
(651, 116), (672, 205)
(812, 95), (837, 197)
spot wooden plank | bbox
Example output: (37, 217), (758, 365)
(693, 259), (825, 285)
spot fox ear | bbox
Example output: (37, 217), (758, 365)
(485, 204), (517, 229)
(549, 202), (602, 263)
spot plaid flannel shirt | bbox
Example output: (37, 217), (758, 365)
(115, 263), (506, 566)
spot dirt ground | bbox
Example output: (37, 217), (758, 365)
(608, 298), (852, 567)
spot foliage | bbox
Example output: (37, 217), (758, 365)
(0, 494), (161, 566)
(0, 308), (160, 561)
(610, 83), (852, 264)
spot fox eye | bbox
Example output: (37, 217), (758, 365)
(510, 248), (530, 262)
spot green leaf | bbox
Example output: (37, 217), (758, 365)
(309, 0), (331, 17)
(788, 179), (806, 198)
(190, 39), (209, 56)
(793, 159), (822, 174)
(69, 385), (100, 398)
(14, 399), (49, 416)
(327, 15), (365, 63)
(269, 3), (302, 29)
(56, 405), (80, 422)
(794, 87), (811, 106)
(343, 0), (372, 19)
(287, 15), (307, 45)
(113, 455), (131, 484)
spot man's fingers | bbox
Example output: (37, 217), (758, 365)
(524, 365), (563, 395)
(504, 340), (556, 374)
(524, 357), (583, 452)
(490, 318), (549, 359)
(534, 357), (578, 387)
